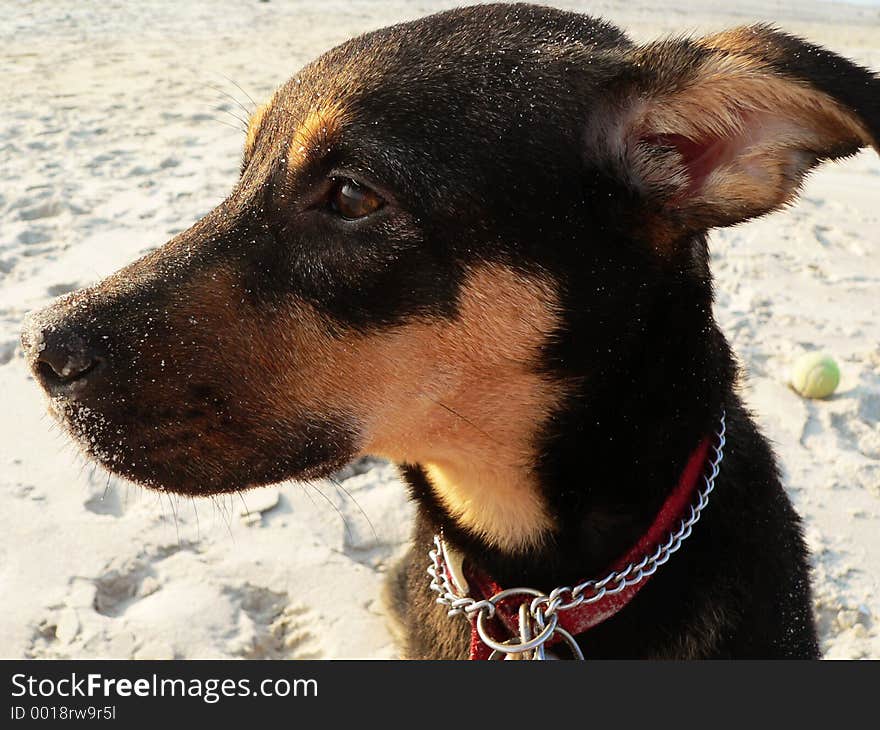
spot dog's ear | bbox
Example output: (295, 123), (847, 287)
(601, 25), (878, 249)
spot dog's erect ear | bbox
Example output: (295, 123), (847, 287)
(603, 25), (878, 247)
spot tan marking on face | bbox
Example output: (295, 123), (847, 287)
(363, 267), (566, 552)
(288, 104), (347, 170)
(190, 264), (565, 553)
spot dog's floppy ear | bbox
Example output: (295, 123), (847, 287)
(605, 25), (878, 247)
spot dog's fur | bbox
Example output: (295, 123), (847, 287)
(21, 4), (879, 659)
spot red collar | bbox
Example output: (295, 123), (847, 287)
(437, 437), (712, 659)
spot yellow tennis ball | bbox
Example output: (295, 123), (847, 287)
(791, 353), (840, 399)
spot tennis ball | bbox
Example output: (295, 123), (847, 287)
(791, 353), (840, 399)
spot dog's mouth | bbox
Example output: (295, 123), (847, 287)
(42, 382), (360, 496)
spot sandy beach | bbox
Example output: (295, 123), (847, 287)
(1, 0), (878, 659)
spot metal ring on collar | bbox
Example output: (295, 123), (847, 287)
(539, 625), (584, 660)
(486, 587), (546, 605)
(476, 604), (559, 654)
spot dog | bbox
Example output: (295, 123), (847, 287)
(21, 3), (878, 659)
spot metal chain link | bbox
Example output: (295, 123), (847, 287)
(426, 410), (727, 658)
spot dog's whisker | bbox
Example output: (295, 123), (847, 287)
(297, 480), (319, 510)
(215, 492), (225, 514)
(218, 73), (257, 110)
(234, 489), (250, 517)
(190, 496), (201, 542)
(208, 495), (218, 529)
(214, 105), (249, 130)
(154, 490), (166, 525)
(210, 116), (247, 134)
(202, 81), (255, 120)
(209, 493), (230, 539)
(368, 347), (535, 463)
(328, 475), (378, 547)
(392, 384), (540, 475)
(429, 397), (501, 446)
(166, 491), (182, 547)
(305, 480), (354, 545)
(218, 493), (235, 542)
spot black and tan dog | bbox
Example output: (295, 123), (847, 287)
(22, 4), (878, 659)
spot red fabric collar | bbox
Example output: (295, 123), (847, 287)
(441, 438), (711, 659)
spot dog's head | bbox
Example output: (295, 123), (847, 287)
(22, 5), (877, 552)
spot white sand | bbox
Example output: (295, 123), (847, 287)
(1, 0), (878, 659)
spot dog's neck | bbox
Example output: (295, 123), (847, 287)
(404, 261), (734, 590)
(420, 459), (553, 553)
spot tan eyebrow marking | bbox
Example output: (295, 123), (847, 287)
(288, 103), (347, 170)
(245, 102), (270, 159)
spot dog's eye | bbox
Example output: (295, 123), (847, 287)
(328, 178), (384, 220)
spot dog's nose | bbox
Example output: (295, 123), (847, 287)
(36, 332), (101, 384)
(22, 312), (104, 393)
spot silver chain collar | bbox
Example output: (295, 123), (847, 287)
(427, 411), (727, 660)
